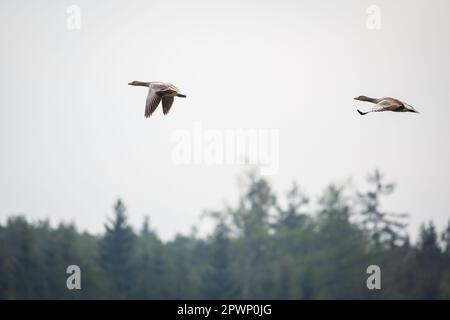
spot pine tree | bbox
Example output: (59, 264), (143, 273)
(314, 184), (367, 299)
(357, 169), (409, 247)
(415, 222), (444, 299)
(441, 220), (450, 256)
(134, 216), (165, 299)
(230, 170), (276, 298)
(4, 217), (39, 299)
(100, 199), (136, 298)
(203, 213), (235, 299)
(274, 182), (309, 232)
(0, 225), (7, 299)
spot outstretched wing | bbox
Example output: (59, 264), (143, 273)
(370, 104), (392, 112)
(162, 83), (180, 92)
(357, 105), (390, 115)
(162, 96), (174, 115)
(403, 102), (419, 112)
(370, 105), (391, 113)
(378, 98), (403, 110)
(145, 87), (161, 118)
(151, 82), (180, 94)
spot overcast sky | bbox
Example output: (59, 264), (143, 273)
(1, 0), (449, 240)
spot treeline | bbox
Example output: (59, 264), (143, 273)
(1, 170), (450, 299)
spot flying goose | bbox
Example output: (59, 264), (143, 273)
(354, 96), (419, 115)
(128, 81), (186, 117)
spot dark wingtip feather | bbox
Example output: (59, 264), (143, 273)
(357, 109), (367, 115)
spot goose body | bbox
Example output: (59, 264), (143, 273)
(354, 96), (419, 115)
(128, 81), (186, 117)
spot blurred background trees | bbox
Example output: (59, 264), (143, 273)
(0, 169), (449, 299)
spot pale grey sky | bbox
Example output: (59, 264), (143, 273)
(1, 0), (449, 240)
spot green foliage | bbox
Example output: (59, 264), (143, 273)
(100, 199), (136, 298)
(357, 170), (409, 247)
(0, 170), (449, 299)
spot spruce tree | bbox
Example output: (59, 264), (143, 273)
(100, 199), (136, 298)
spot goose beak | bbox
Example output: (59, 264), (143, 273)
(128, 82), (133, 85)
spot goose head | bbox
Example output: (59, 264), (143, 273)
(354, 95), (376, 102)
(128, 81), (150, 87)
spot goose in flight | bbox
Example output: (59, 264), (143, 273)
(128, 81), (186, 117)
(354, 96), (419, 115)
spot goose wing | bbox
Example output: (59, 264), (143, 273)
(145, 86), (161, 117)
(162, 96), (174, 115)
(358, 105), (391, 115)
(378, 98), (404, 110)
(162, 82), (180, 92)
(403, 101), (419, 112)
(151, 82), (179, 93)
(371, 105), (391, 112)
